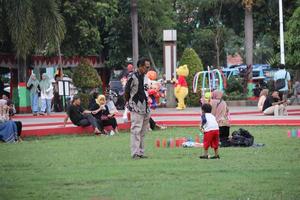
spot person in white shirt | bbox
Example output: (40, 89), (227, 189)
(273, 64), (291, 100)
(199, 103), (220, 159)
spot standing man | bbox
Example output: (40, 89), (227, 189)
(274, 64), (291, 100)
(125, 58), (151, 159)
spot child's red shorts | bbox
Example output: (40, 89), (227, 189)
(203, 129), (219, 150)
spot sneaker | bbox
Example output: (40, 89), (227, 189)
(110, 130), (115, 136)
(199, 155), (209, 159)
(159, 125), (167, 130)
(210, 155), (220, 159)
(132, 154), (140, 160)
(138, 155), (148, 159)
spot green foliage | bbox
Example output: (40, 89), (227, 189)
(224, 77), (246, 100)
(104, 0), (131, 68)
(137, 0), (175, 69)
(179, 48), (203, 106)
(61, 0), (118, 56)
(1, 126), (300, 199)
(77, 92), (90, 110)
(105, 0), (175, 69)
(72, 59), (102, 91)
(4, 0), (65, 58)
(225, 77), (244, 94)
(286, 6), (300, 69)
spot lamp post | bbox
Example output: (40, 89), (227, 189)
(279, 0), (285, 64)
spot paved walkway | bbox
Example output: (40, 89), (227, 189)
(13, 105), (300, 137)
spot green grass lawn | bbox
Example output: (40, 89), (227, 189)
(1, 126), (300, 200)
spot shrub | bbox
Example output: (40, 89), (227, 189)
(72, 59), (102, 93)
(224, 77), (246, 100)
(225, 77), (244, 94)
(77, 93), (90, 109)
(179, 48), (204, 106)
(72, 59), (102, 108)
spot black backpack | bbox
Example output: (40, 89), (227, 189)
(230, 128), (254, 147)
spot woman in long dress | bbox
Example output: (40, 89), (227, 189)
(26, 74), (40, 116)
(39, 73), (53, 115)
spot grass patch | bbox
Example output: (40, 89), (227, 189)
(0, 126), (300, 200)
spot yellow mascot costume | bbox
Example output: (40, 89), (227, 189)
(174, 65), (189, 110)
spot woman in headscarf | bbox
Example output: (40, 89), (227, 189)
(89, 94), (118, 135)
(26, 74), (40, 116)
(0, 103), (22, 143)
(39, 73), (53, 115)
(210, 90), (230, 147)
(257, 89), (269, 112)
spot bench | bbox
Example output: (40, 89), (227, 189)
(21, 122), (131, 137)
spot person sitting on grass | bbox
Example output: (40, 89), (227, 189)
(1, 94), (16, 118)
(199, 103), (220, 159)
(89, 94), (118, 135)
(257, 89), (269, 112)
(262, 91), (287, 116)
(63, 95), (104, 135)
(0, 103), (22, 143)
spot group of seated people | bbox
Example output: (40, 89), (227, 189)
(64, 91), (167, 135)
(64, 92), (118, 135)
(257, 89), (287, 116)
(0, 94), (22, 143)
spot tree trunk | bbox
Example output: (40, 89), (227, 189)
(57, 39), (63, 79)
(244, 6), (253, 96)
(244, 7), (253, 80)
(17, 57), (27, 83)
(147, 50), (159, 72)
(215, 31), (220, 68)
(130, 0), (139, 67)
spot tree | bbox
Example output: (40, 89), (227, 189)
(179, 48), (204, 106)
(60, 0), (118, 57)
(286, 5), (300, 69)
(174, 0), (238, 67)
(138, 0), (175, 70)
(3, 0), (65, 82)
(243, 0), (254, 86)
(286, 4), (300, 80)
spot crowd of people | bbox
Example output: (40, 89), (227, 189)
(1, 61), (299, 155)
(257, 64), (300, 116)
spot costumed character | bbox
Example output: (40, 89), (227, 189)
(174, 65), (189, 110)
(146, 70), (161, 109)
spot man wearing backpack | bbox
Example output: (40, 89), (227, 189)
(274, 64), (291, 100)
